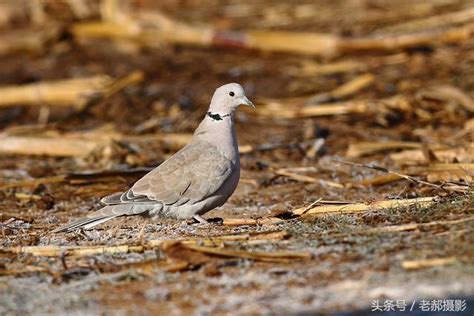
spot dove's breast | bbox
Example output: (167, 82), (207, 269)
(195, 116), (240, 165)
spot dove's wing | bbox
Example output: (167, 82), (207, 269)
(102, 140), (234, 206)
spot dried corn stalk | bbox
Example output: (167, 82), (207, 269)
(390, 145), (474, 164)
(255, 94), (409, 119)
(0, 71), (143, 109)
(401, 257), (460, 270)
(0, 26), (59, 55)
(293, 197), (436, 216)
(406, 163), (474, 182)
(0, 130), (191, 158)
(71, 8), (474, 57)
(0, 136), (100, 157)
(376, 7), (474, 35)
(307, 74), (375, 104)
(346, 141), (422, 157)
(4, 230), (289, 257)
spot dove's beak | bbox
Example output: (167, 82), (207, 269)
(240, 96), (255, 108)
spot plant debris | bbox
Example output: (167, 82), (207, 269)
(1, 0), (473, 314)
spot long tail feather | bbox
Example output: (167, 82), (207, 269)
(52, 204), (151, 233)
(51, 215), (121, 233)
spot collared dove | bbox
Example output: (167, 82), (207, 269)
(53, 83), (254, 233)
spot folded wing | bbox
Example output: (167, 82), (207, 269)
(102, 140), (234, 207)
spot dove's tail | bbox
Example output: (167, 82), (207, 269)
(52, 204), (151, 233)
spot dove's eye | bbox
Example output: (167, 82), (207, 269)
(229, 91), (235, 97)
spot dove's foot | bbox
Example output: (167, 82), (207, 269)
(183, 215), (211, 227)
(193, 215), (209, 224)
(183, 215), (209, 225)
(184, 216), (223, 227)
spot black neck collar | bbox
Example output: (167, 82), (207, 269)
(207, 112), (231, 121)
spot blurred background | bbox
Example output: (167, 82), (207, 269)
(0, 0), (473, 314)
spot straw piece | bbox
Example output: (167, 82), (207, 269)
(292, 197), (436, 216)
(71, 11), (474, 57)
(360, 174), (403, 186)
(3, 230), (289, 257)
(274, 169), (344, 188)
(0, 131), (261, 157)
(401, 257), (460, 270)
(173, 242), (312, 263)
(327, 73), (375, 99)
(1, 245), (144, 257)
(290, 54), (408, 77)
(418, 85), (474, 113)
(0, 266), (50, 276)
(390, 145), (474, 164)
(0, 175), (67, 190)
(0, 135), (101, 157)
(368, 215), (474, 233)
(257, 94), (409, 119)
(339, 23), (474, 53)
(335, 159), (440, 189)
(346, 141), (422, 157)
(0, 71), (143, 109)
(376, 7), (474, 35)
(406, 163), (474, 182)
(293, 60), (365, 76)
(257, 99), (369, 119)
(0, 25), (61, 56)
(67, 0), (92, 19)
(307, 73), (375, 104)
(244, 30), (338, 56)
(222, 217), (284, 226)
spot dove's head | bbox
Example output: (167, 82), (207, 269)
(208, 83), (254, 115)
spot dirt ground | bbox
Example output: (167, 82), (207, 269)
(1, 0), (473, 315)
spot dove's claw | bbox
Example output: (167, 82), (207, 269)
(193, 215), (209, 224)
